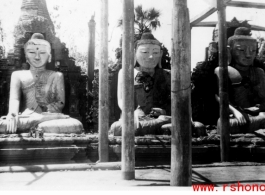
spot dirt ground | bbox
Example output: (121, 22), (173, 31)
(1, 164), (265, 191)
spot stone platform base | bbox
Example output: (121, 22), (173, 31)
(2, 130), (265, 166)
(0, 133), (98, 166)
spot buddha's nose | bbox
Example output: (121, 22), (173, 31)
(35, 53), (40, 60)
(245, 48), (251, 58)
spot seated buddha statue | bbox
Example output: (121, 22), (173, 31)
(215, 27), (265, 134)
(109, 33), (171, 136)
(0, 33), (83, 134)
(191, 41), (220, 126)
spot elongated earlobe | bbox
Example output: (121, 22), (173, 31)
(25, 55), (28, 62)
(158, 50), (163, 68)
(134, 52), (137, 67)
(48, 55), (52, 63)
(158, 58), (162, 68)
(227, 46), (231, 65)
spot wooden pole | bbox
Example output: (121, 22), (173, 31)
(98, 0), (109, 162)
(121, 0), (135, 180)
(87, 15), (96, 93)
(217, 0), (230, 162)
(171, 0), (192, 186)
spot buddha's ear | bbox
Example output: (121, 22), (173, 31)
(227, 46), (232, 65)
(25, 56), (29, 64)
(48, 54), (52, 63)
(158, 50), (163, 68)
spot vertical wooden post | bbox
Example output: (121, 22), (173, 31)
(98, 0), (109, 162)
(121, 0), (135, 180)
(87, 15), (96, 93)
(171, 0), (192, 186)
(217, 0), (230, 162)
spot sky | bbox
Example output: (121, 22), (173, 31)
(0, 0), (265, 69)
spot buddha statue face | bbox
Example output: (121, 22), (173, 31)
(231, 39), (256, 67)
(25, 40), (51, 69)
(136, 44), (162, 69)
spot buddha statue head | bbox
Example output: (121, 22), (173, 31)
(134, 32), (163, 70)
(228, 27), (257, 67)
(24, 33), (52, 69)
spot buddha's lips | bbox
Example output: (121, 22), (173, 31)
(242, 58), (253, 64)
(143, 60), (156, 64)
(31, 61), (44, 65)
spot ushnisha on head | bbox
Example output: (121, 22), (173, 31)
(24, 33), (52, 68)
(135, 32), (163, 69)
(228, 27), (257, 67)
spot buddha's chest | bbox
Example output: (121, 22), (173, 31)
(20, 71), (57, 104)
(19, 72), (36, 90)
(20, 71), (58, 110)
(20, 71), (54, 90)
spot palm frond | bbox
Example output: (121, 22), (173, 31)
(135, 5), (144, 21)
(147, 8), (160, 20)
(148, 18), (161, 30)
(117, 4), (161, 36)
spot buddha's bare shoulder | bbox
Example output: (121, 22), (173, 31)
(11, 70), (31, 78)
(49, 71), (64, 81)
(11, 70), (63, 79)
(45, 70), (64, 77)
(54, 71), (64, 77)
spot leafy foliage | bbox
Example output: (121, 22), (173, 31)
(87, 69), (99, 125)
(161, 44), (171, 70)
(118, 5), (161, 41)
(0, 20), (5, 58)
(49, 4), (87, 72)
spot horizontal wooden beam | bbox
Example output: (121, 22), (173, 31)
(251, 24), (265, 31)
(227, 1), (265, 9)
(190, 0), (232, 27)
(193, 21), (265, 32)
(193, 21), (216, 27)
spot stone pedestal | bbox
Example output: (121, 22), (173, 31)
(2, 133), (265, 166)
(0, 133), (96, 166)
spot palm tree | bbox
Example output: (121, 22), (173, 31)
(118, 5), (161, 41)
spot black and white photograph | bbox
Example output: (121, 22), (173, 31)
(0, 0), (265, 193)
